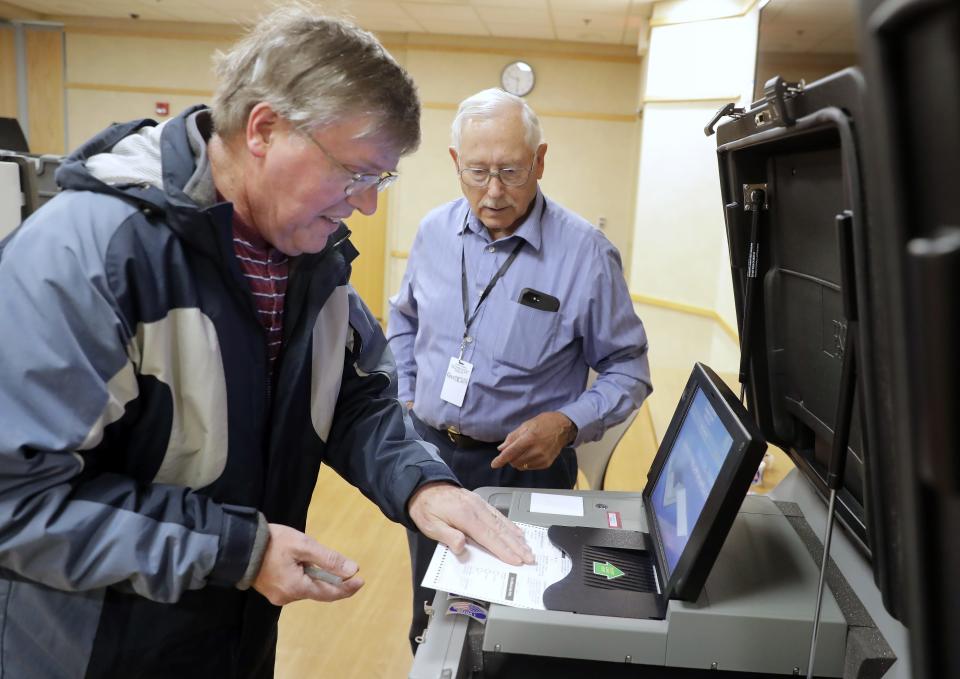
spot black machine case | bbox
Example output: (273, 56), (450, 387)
(711, 68), (905, 622)
(855, 1), (960, 675)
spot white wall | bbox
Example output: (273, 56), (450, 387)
(628, 3), (760, 435)
(65, 31), (228, 148)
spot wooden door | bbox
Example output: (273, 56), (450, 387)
(344, 192), (388, 323)
(24, 26), (64, 154)
(0, 26), (17, 120)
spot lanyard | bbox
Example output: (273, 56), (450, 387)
(459, 222), (525, 360)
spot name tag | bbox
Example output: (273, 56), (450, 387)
(440, 357), (473, 407)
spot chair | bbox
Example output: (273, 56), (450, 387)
(0, 153), (37, 225)
(30, 154), (63, 208)
(0, 151), (64, 225)
(0, 160), (22, 239)
(575, 408), (639, 490)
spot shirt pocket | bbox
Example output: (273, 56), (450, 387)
(493, 300), (560, 371)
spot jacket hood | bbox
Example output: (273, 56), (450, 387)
(83, 118), (167, 190)
(55, 105), (235, 257)
(57, 105), (213, 211)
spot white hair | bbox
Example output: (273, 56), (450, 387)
(450, 88), (543, 152)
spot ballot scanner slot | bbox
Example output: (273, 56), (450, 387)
(543, 526), (665, 620)
(581, 544), (658, 593)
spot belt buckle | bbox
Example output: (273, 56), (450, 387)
(446, 427), (460, 445)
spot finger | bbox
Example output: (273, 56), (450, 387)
(465, 499), (534, 565)
(302, 564), (363, 585)
(473, 497), (527, 544)
(431, 525), (468, 555)
(496, 424), (527, 452)
(301, 572), (366, 603)
(480, 501), (524, 538)
(491, 438), (527, 469)
(291, 536), (360, 580)
(509, 457), (532, 471)
(493, 523), (534, 564)
(514, 445), (552, 470)
(474, 521), (532, 565)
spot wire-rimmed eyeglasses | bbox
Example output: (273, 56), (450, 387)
(301, 131), (399, 197)
(457, 156), (536, 188)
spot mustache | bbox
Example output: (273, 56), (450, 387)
(479, 200), (515, 210)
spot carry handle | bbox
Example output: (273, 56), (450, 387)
(704, 102), (745, 137)
(906, 226), (960, 491)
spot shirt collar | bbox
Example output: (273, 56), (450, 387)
(216, 189), (280, 256)
(460, 190), (544, 252)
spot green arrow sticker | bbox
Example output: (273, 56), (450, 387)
(593, 561), (625, 580)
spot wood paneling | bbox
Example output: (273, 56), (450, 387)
(345, 192), (388, 322)
(66, 82), (212, 97)
(423, 101), (637, 123)
(0, 26), (16, 119)
(0, 1), (42, 20)
(24, 28), (64, 154)
(382, 30), (640, 63)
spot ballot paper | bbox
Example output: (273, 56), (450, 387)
(421, 522), (572, 610)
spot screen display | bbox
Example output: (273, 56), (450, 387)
(650, 388), (735, 575)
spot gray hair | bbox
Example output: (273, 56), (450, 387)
(450, 88), (543, 152)
(212, 4), (420, 155)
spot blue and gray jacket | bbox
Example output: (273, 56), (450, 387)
(0, 106), (455, 678)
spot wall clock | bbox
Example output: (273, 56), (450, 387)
(500, 60), (535, 97)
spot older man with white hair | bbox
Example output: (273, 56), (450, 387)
(0, 10), (532, 679)
(388, 87), (653, 652)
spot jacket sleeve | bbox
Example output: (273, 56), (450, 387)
(557, 237), (653, 445)
(324, 287), (459, 528)
(0, 204), (260, 604)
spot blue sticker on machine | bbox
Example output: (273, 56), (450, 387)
(446, 599), (489, 623)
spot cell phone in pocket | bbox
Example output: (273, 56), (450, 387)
(518, 287), (560, 312)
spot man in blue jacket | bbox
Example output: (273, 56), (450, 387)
(0, 7), (530, 678)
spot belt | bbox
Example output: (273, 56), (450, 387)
(443, 427), (502, 450)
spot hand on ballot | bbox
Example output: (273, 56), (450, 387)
(422, 522), (571, 610)
(408, 482), (535, 566)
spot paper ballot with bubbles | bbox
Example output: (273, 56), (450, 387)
(422, 522), (572, 609)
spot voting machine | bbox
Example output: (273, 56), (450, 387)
(410, 67), (913, 679)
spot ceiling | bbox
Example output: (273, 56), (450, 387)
(4, 0), (857, 52)
(760, 0), (857, 53)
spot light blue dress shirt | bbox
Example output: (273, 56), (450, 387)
(386, 191), (652, 446)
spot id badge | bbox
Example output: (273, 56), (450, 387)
(440, 357), (473, 407)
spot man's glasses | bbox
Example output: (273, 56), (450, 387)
(301, 131), (399, 197)
(457, 157), (536, 188)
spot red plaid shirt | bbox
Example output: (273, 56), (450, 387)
(230, 212), (289, 393)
